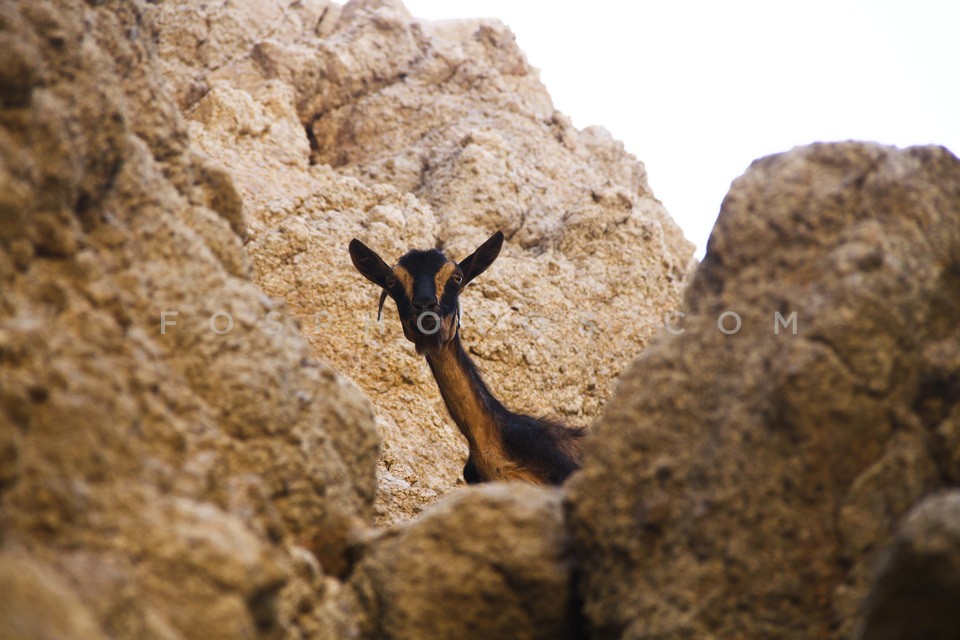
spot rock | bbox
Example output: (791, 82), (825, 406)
(0, 1), (378, 639)
(0, 553), (107, 640)
(2, 0), (695, 636)
(567, 143), (960, 638)
(154, 0), (337, 109)
(348, 484), (581, 640)
(174, 0), (694, 524)
(29, 0), (960, 639)
(855, 491), (960, 640)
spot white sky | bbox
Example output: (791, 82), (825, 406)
(403, 0), (959, 258)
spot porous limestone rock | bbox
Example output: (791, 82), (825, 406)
(0, 1), (377, 638)
(155, 0), (339, 110)
(567, 143), (960, 639)
(6, 0), (960, 638)
(348, 484), (581, 640)
(0, 553), (108, 640)
(168, 0), (694, 524)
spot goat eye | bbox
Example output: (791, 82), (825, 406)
(452, 272), (463, 285)
(385, 275), (397, 288)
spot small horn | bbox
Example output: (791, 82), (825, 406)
(377, 289), (389, 322)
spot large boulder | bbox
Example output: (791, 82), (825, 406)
(18, 1), (957, 639)
(567, 142), (960, 638)
(348, 484), (581, 640)
(0, 1), (377, 638)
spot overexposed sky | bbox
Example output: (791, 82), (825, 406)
(404, 0), (960, 258)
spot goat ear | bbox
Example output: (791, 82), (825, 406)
(349, 239), (393, 288)
(459, 231), (504, 286)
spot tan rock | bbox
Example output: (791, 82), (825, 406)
(0, 553), (107, 640)
(8, 0), (959, 638)
(567, 142), (960, 638)
(0, 1), (377, 639)
(348, 483), (581, 640)
(155, 0), (337, 109)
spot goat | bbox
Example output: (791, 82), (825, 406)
(349, 231), (584, 485)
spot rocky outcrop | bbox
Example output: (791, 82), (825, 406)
(1, 0), (690, 637)
(349, 484), (581, 640)
(0, 1), (377, 637)
(162, 0), (693, 523)
(5, 0), (960, 638)
(567, 142), (960, 639)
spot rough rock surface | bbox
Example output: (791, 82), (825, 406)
(349, 483), (581, 640)
(855, 491), (960, 640)
(160, 0), (694, 523)
(0, 1), (378, 638)
(10, 0), (959, 638)
(567, 143), (960, 639)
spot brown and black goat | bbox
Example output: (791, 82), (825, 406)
(348, 231), (584, 485)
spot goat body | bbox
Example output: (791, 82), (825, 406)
(349, 231), (584, 485)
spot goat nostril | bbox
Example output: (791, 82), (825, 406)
(413, 299), (438, 313)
